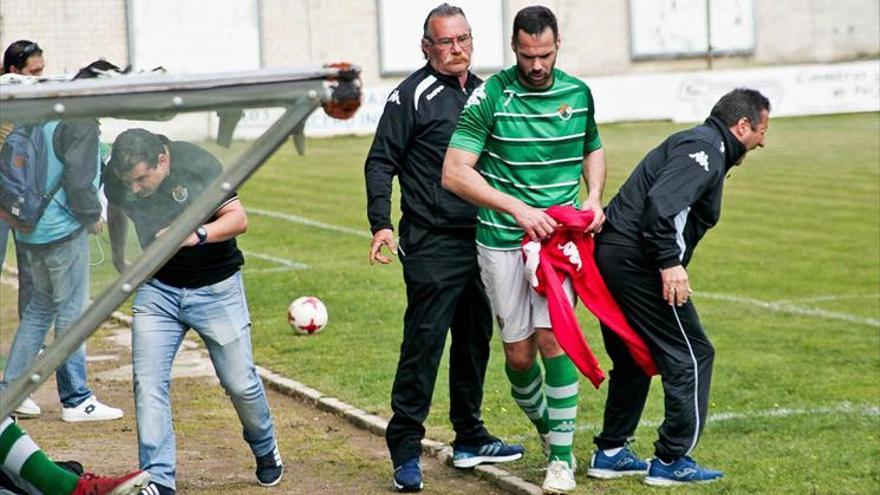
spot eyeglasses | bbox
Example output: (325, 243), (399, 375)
(13, 42), (41, 66)
(426, 34), (473, 49)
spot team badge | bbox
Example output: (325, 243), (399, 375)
(171, 184), (189, 203)
(557, 103), (573, 121)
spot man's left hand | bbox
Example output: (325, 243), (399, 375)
(155, 227), (199, 247)
(87, 219), (105, 235)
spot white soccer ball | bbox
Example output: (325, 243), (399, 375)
(287, 296), (328, 335)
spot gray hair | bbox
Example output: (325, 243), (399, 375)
(422, 3), (467, 40)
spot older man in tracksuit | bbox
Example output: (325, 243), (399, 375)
(364, 4), (523, 492)
(587, 88), (771, 486)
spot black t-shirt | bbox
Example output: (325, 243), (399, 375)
(104, 140), (244, 288)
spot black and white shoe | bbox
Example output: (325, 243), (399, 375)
(137, 482), (175, 495)
(256, 445), (284, 487)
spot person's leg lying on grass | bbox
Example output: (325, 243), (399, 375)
(0, 416), (150, 495)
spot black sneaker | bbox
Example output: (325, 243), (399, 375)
(137, 482), (175, 495)
(256, 445), (284, 487)
(56, 460), (84, 476)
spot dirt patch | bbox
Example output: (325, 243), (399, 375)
(1, 281), (508, 494)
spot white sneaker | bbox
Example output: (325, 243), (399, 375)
(62, 395), (123, 422)
(542, 459), (576, 494)
(13, 397), (41, 417)
(539, 434), (577, 470)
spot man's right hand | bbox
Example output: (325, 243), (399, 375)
(369, 228), (398, 265)
(660, 264), (691, 306)
(512, 204), (557, 241)
(112, 256), (130, 274)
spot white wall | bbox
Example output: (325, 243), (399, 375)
(2, 0), (877, 84)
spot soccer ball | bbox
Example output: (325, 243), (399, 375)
(287, 296), (328, 335)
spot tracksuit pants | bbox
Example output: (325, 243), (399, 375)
(592, 234), (715, 461)
(386, 219), (495, 467)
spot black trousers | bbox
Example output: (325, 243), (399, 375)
(386, 220), (494, 467)
(592, 235), (715, 460)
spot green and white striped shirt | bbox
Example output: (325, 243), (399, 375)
(448, 66), (602, 249)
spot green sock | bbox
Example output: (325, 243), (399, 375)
(1, 417), (79, 495)
(542, 354), (579, 468)
(505, 361), (550, 435)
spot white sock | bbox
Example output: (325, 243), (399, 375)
(602, 447), (623, 457)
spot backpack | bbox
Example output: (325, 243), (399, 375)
(0, 123), (63, 233)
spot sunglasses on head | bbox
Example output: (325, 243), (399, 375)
(13, 42), (41, 66)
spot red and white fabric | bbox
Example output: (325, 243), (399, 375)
(521, 205), (658, 388)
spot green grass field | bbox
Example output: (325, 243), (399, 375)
(4, 112), (878, 493)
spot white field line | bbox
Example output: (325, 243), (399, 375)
(574, 402), (880, 431)
(776, 293), (880, 304)
(504, 401), (880, 441)
(696, 291), (880, 328)
(249, 207), (372, 239)
(243, 250), (308, 273)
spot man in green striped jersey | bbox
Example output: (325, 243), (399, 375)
(442, 6), (607, 493)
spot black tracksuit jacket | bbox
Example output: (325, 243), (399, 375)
(602, 116), (746, 268)
(365, 63), (482, 233)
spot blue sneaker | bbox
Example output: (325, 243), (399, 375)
(644, 456), (724, 486)
(393, 458), (423, 492)
(452, 439), (525, 468)
(587, 447), (649, 479)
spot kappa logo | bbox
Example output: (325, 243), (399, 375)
(558, 241), (582, 271)
(689, 151), (710, 172)
(387, 89), (401, 105)
(426, 85), (444, 101)
(465, 83), (487, 108)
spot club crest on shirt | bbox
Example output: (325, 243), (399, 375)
(171, 184), (189, 203)
(557, 103), (573, 121)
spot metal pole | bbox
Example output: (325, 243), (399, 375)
(0, 98), (321, 419)
(706, 0), (714, 70)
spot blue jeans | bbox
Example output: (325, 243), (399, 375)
(0, 220), (8, 269)
(1, 220), (35, 318)
(131, 272), (277, 490)
(1, 229), (92, 407)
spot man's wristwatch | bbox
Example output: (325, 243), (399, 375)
(195, 226), (208, 246)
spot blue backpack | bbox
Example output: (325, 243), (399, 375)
(0, 123), (63, 233)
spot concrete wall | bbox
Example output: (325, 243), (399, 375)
(0, 0), (128, 75)
(2, 0), (877, 83)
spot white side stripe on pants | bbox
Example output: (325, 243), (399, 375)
(671, 305), (701, 455)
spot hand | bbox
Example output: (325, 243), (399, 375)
(512, 204), (557, 241)
(155, 227), (198, 247)
(112, 256), (130, 274)
(369, 228), (398, 265)
(87, 220), (105, 235)
(660, 265), (692, 306)
(581, 196), (606, 233)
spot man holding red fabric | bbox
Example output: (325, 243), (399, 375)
(442, 6), (612, 493)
